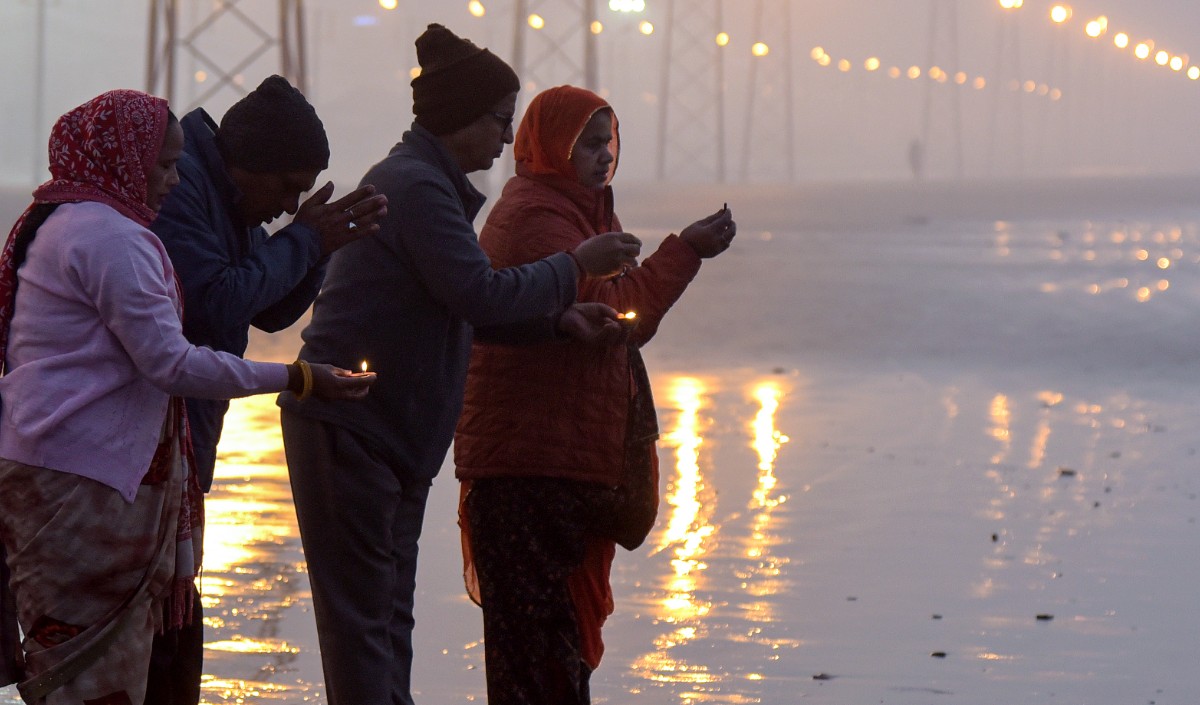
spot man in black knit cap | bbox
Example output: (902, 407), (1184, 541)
(147, 74), (388, 705)
(279, 23), (641, 705)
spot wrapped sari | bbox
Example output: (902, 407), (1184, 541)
(0, 90), (202, 705)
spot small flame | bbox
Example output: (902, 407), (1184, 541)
(619, 311), (637, 320)
(360, 360), (369, 373)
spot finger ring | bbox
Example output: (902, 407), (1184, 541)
(348, 221), (358, 232)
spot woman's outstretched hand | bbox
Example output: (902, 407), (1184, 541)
(557, 302), (624, 345)
(572, 231), (642, 277)
(310, 364), (376, 400)
(680, 207), (736, 259)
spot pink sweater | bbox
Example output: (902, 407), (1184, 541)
(0, 202), (288, 501)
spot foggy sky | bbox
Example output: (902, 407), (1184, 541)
(4, 0), (1200, 190)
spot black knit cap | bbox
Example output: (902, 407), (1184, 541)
(411, 23), (521, 136)
(216, 75), (329, 173)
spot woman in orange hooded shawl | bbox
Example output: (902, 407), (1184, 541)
(455, 85), (735, 704)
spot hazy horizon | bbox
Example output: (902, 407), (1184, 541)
(5, 0), (1200, 190)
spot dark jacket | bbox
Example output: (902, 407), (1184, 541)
(279, 123), (579, 481)
(152, 108), (326, 489)
(455, 171), (700, 486)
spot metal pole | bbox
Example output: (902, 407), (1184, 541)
(280, 0), (291, 84)
(715, 0), (726, 182)
(165, 0), (177, 106)
(783, 0), (795, 182)
(296, 0), (308, 94)
(986, 17), (1003, 175)
(583, 0), (598, 91)
(655, 0), (676, 180)
(949, 0), (963, 176)
(146, 0), (160, 95)
(33, 0), (46, 185)
(512, 0), (527, 90)
(919, 0), (936, 176)
(740, 0), (764, 181)
(1012, 18), (1023, 176)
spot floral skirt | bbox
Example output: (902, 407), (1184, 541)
(465, 476), (614, 705)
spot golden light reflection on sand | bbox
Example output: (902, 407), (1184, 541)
(206, 637), (300, 655)
(749, 382), (788, 512)
(988, 393), (1012, 465)
(204, 395), (298, 576)
(199, 394), (312, 704)
(727, 380), (802, 664)
(202, 495), (295, 575)
(968, 385), (1154, 663)
(633, 376), (719, 690)
(630, 376), (802, 700)
(200, 676), (297, 703)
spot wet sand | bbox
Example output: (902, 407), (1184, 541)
(3, 184), (1200, 703)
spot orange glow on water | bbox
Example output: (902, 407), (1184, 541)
(750, 383), (789, 510)
(632, 376), (719, 686)
(989, 394), (1012, 465)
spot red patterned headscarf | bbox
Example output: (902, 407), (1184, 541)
(0, 89), (169, 366)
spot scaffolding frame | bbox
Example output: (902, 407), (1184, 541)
(145, 0), (308, 111)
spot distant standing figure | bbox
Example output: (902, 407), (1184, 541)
(908, 137), (925, 180)
(0, 89), (373, 705)
(278, 24), (639, 705)
(454, 84), (736, 705)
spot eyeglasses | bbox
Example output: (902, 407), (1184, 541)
(489, 111), (515, 131)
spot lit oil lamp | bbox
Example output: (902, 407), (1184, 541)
(352, 360), (372, 377)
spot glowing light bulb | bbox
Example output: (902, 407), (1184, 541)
(1114, 32), (1129, 48)
(591, 20), (603, 34)
(379, 0), (397, 9)
(1050, 5), (1071, 23)
(751, 42), (769, 57)
(716, 32), (730, 47)
(528, 13), (545, 30)
(639, 20), (654, 35)
(864, 56), (881, 71)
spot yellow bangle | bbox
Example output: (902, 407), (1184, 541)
(296, 359), (313, 400)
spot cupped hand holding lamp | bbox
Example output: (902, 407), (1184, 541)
(287, 359), (375, 400)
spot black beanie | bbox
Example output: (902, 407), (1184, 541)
(216, 75), (330, 173)
(411, 24), (521, 136)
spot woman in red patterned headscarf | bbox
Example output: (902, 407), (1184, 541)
(454, 85), (737, 705)
(0, 89), (373, 704)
